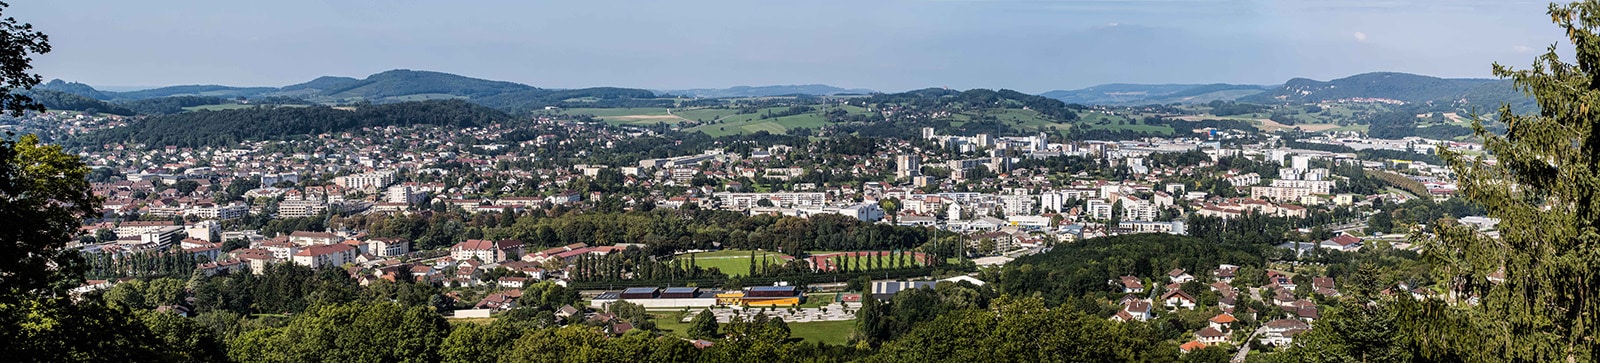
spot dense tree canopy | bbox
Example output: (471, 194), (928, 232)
(80, 99), (513, 148)
(1423, 2), (1600, 361)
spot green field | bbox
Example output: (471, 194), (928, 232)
(559, 107), (682, 124)
(674, 250), (793, 277)
(652, 311), (855, 346)
(687, 105), (868, 137)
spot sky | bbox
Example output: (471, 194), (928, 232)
(10, 0), (1568, 93)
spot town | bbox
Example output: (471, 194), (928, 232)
(4, 92), (1492, 359)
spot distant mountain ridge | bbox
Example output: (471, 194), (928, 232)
(1238, 72), (1533, 112)
(661, 84), (876, 98)
(37, 70), (676, 114)
(1040, 83), (1269, 105)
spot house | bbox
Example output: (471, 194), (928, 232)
(154, 305), (191, 318)
(606, 321), (634, 336)
(1320, 234), (1363, 252)
(556, 305), (580, 318)
(1267, 270), (1295, 290)
(1113, 298), (1153, 322)
(1179, 341), (1206, 353)
(1261, 318), (1311, 346)
(475, 290), (522, 310)
(1114, 276), (1145, 294)
(1213, 264), (1238, 283)
(1162, 289), (1197, 310)
(291, 244), (357, 269)
(1168, 268), (1194, 284)
(1208, 314), (1237, 332)
(1312, 277), (1338, 296)
(1196, 326), (1227, 344)
(450, 239), (524, 263)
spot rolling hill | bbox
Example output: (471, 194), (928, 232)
(1040, 83), (1268, 105)
(1239, 72), (1535, 112)
(78, 99), (512, 148)
(38, 80), (276, 101)
(37, 70), (674, 115)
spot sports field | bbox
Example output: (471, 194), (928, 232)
(673, 250), (794, 277)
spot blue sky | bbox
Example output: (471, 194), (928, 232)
(11, 0), (1565, 93)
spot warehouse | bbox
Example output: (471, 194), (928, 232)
(591, 286), (721, 309)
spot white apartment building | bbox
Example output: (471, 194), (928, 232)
(277, 199), (328, 218)
(715, 192), (827, 209)
(335, 170), (397, 191)
(1270, 179), (1335, 195)
(1250, 186), (1314, 201)
(188, 202), (249, 219)
(292, 244), (357, 269)
(385, 185), (426, 204)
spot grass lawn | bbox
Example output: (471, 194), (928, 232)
(787, 320), (856, 345)
(799, 293), (837, 308)
(675, 250), (793, 277)
(650, 311), (856, 346)
(652, 311), (693, 336)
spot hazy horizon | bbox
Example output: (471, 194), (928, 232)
(13, 0), (1567, 94)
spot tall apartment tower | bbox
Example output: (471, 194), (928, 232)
(897, 154), (922, 179)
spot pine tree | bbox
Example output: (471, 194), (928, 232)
(1427, 2), (1600, 361)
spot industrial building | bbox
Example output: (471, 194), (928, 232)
(589, 285), (806, 309)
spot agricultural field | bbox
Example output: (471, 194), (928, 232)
(687, 105), (870, 137)
(559, 107), (684, 124)
(673, 250), (794, 277)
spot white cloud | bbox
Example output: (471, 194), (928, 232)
(1353, 31), (1368, 42)
(1513, 45), (1534, 53)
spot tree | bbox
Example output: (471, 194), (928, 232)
(439, 323), (515, 363)
(1366, 208), (1392, 235)
(1109, 199), (1124, 227)
(0, 133), (100, 299)
(228, 302), (450, 363)
(1424, 2), (1600, 361)
(687, 309), (720, 340)
(0, 1), (50, 117)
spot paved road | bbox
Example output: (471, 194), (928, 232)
(1232, 326), (1266, 362)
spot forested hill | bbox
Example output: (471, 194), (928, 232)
(995, 233), (1265, 304)
(39, 70), (676, 115)
(37, 79), (276, 101)
(77, 100), (512, 149)
(301, 69), (537, 100)
(868, 88), (1080, 121)
(20, 89), (136, 116)
(1239, 72), (1536, 113)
